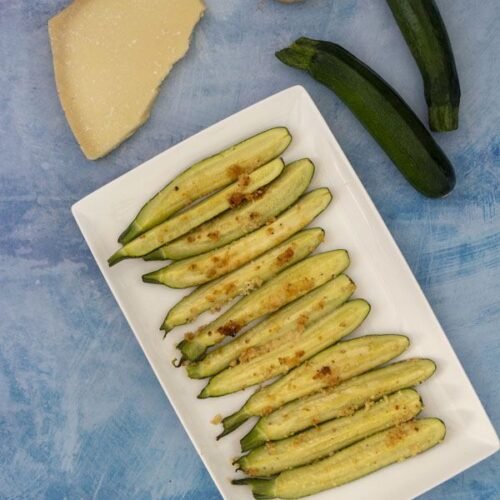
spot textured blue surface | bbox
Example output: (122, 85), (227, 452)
(0, 0), (498, 498)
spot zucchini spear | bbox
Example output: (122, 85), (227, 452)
(187, 273), (355, 379)
(178, 250), (350, 361)
(234, 418), (446, 499)
(119, 127), (291, 244)
(142, 188), (331, 284)
(158, 229), (324, 332)
(242, 358), (436, 448)
(220, 334), (410, 437)
(199, 299), (370, 397)
(144, 159), (315, 261)
(387, 0), (460, 131)
(108, 158), (284, 265)
(276, 38), (455, 197)
(237, 389), (422, 477)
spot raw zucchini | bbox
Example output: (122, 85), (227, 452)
(108, 159), (284, 265)
(221, 334), (410, 437)
(387, 0), (460, 131)
(200, 299), (370, 397)
(159, 228), (324, 332)
(242, 358), (435, 447)
(235, 418), (446, 499)
(119, 127), (292, 244)
(142, 188), (331, 286)
(237, 389), (422, 477)
(187, 274), (355, 379)
(145, 159), (314, 261)
(178, 250), (350, 361)
(276, 38), (456, 198)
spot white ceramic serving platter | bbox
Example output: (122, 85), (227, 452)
(72, 86), (498, 500)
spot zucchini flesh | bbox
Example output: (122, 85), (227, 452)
(243, 358), (436, 447)
(200, 299), (370, 398)
(238, 389), (422, 477)
(276, 38), (456, 198)
(142, 188), (332, 286)
(236, 418), (446, 499)
(178, 250), (350, 361)
(160, 228), (324, 332)
(387, 0), (460, 131)
(187, 273), (354, 379)
(119, 127), (291, 244)
(108, 159), (284, 265)
(145, 159), (314, 261)
(222, 334), (410, 437)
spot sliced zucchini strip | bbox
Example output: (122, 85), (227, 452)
(160, 228), (324, 332)
(235, 418), (445, 499)
(238, 389), (422, 476)
(200, 299), (370, 397)
(187, 273), (355, 379)
(242, 358), (436, 448)
(142, 188), (331, 287)
(108, 158), (284, 265)
(119, 127), (291, 244)
(222, 334), (410, 437)
(178, 250), (350, 361)
(145, 159), (315, 261)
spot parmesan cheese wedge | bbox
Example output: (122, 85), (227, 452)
(48, 0), (205, 160)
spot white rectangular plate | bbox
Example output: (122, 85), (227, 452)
(72, 86), (498, 500)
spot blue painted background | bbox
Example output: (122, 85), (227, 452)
(0, 0), (498, 498)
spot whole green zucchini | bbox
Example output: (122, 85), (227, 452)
(387, 0), (460, 131)
(187, 274), (355, 379)
(234, 418), (446, 499)
(119, 127), (291, 244)
(241, 358), (436, 448)
(221, 334), (410, 437)
(237, 389), (422, 477)
(276, 38), (456, 197)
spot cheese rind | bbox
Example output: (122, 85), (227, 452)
(49, 0), (205, 160)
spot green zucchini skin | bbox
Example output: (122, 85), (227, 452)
(241, 358), (436, 448)
(142, 188), (331, 285)
(145, 159), (315, 261)
(119, 127), (292, 244)
(160, 228), (324, 332)
(276, 38), (456, 198)
(178, 250), (351, 361)
(221, 334), (410, 438)
(237, 389), (422, 477)
(187, 273), (355, 379)
(108, 159), (284, 265)
(235, 418), (446, 499)
(199, 299), (370, 398)
(386, 0), (460, 131)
